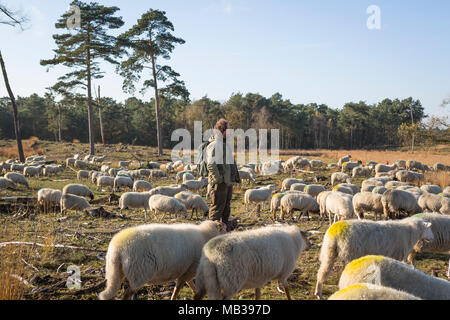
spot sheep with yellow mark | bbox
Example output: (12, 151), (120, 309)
(314, 218), (434, 299)
(329, 283), (420, 300)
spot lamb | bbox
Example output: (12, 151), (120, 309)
(325, 191), (354, 224)
(244, 185), (277, 211)
(417, 193), (450, 215)
(290, 183), (306, 192)
(281, 178), (305, 191)
(381, 189), (422, 219)
(352, 192), (383, 220)
(37, 188), (62, 212)
(74, 160), (89, 170)
(132, 180), (153, 192)
(238, 169), (256, 184)
(314, 218), (434, 299)
(113, 176), (133, 192)
(62, 184), (94, 200)
(420, 184), (443, 195)
(331, 172), (352, 187)
(352, 166), (372, 179)
(60, 193), (91, 214)
(4, 172), (29, 188)
(174, 191), (209, 219)
(375, 163), (398, 174)
(337, 255), (450, 300)
(194, 224), (310, 300)
(148, 194), (188, 219)
(304, 184), (326, 198)
(119, 192), (151, 218)
(77, 170), (89, 181)
(97, 176), (114, 191)
(279, 193), (319, 220)
(328, 283), (420, 300)
(406, 160), (425, 173)
(149, 185), (187, 197)
(99, 220), (225, 300)
(0, 177), (15, 189)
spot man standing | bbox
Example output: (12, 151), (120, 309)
(205, 119), (241, 230)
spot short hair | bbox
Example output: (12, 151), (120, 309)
(214, 119), (229, 134)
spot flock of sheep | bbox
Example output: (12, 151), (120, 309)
(1, 152), (450, 300)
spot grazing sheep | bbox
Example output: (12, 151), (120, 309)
(396, 160), (407, 169)
(118, 160), (131, 168)
(270, 193), (285, 219)
(417, 193), (450, 215)
(37, 188), (62, 212)
(375, 163), (398, 174)
(182, 177), (208, 193)
(317, 191), (332, 221)
(60, 193), (91, 214)
(385, 181), (408, 189)
(113, 176), (133, 192)
(304, 184), (326, 198)
(138, 169), (151, 178)
(381, 189), (422, 219)
(352, 192), (383, 220)
(325, 191), (354, 224)
(91, 171), (107, 184)
(182, 172), (195, 183)
(406, 160), (425, 173)
(77, 170), (89, 181)
(290, 183), (306, 192)
(281, 178), (305, 191)
(149, 185), (187, 197)
(338, 155), (351, 167)
(352, 166), (372, 179)
(329, 283), (420, 300)
(99, 220), (225, 300)
(175, 171), (192, 184)
(62, 184), (94, 200)
(331, 172), (352, 187)
(148, 194), (188, 219)
(148, 161), (161, 169)
(433, 162), (447, 171)
(279, 193), (319, 220)
(97, 176), (115, 191)
(175, 191), (209, 219)
(309, 159), (324, 169)
(361, 179), (384, 192)
(108, 168), (119, 177)
(336, 183), (360, 195)
(372, 186), (388, 195)
(332, 185), (354, 195)
(4, 172), (29, 188)
(150, 169), (167, 179)
(0, 177), (15, 189)
(194, 224), (310, 300)
(244, 185), (277, 211)
(420, 185), (443, 195)
(395, 170), (421, 186)
(101, 165), (110, 173)
(283, 156), (302, 172)
(23, 166), (42, 178)
(132, 180), (153, 192)
(119, 192), (151, 218)
(338, 255), (450, 300)
(238, 169), (256, 184)
(74, 160), (89, 170)
(314, 218), (434, 299)
(341, 161), (362, 173)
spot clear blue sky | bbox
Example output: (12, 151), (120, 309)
(1, 0), (449, 117)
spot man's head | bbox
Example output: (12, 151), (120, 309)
(214, 119), (230, 138)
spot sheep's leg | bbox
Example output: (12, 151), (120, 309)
(282, 281), (291, 300)
(314, 247), (338, 300)
(187, 280), (196, 295)
(447, 258), (450, 280)
(123, 285), (136, 300)
(255, 288), (261, 300)
(170, 280), (186, 300)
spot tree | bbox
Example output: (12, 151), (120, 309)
(0, 2), (27, 161)
(398, 122), (419, 151)
(41, 1), (124, 155)
(117, 9), (187, 155)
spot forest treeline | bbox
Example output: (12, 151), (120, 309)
(1, 92), (448, 150)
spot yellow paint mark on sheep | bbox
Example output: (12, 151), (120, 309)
(272, 193), (282, 199)
(331, 283), (368, 299)
(327, 221), (349, 238)
(343, 255), (384, 277)
(333, 185), (339, 190)
(112, 228), (136, 245)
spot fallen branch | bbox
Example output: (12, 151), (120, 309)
(0, 241), (106, 253)
(70, 280), (106, 295)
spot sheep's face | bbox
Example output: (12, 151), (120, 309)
(421, 222), (434, 242)
(300, 231), (312, 251)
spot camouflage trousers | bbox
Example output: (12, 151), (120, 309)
(209, 183), (233, 224)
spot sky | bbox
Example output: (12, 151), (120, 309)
(1, 0), (449, 117)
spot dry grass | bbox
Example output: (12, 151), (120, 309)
(0, 137), (43, 159)
(0, 241), (27, 300)
(425, 171), (450, 190)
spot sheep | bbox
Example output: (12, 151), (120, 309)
(409, 213), (450, 268)
(60, 193), (91, 214)
(132, 180), (153, 192)
(108, 168), (119, 177)
(138, 169), (151, 178)
(148, 161), (161, 169)
(406, 160), (425, 173)
(182, 172), (195, 183)
(23, 166), (42, 178)
(325, 191), (354, 224)
(149, 185), (187, 197)
(270, 193), (285, 219)
(395, 170), (421, 186)
(317, 191), (332, 221)
(385, 180), (408, 189)
(352, 166), (372, 179)
(148, 194), (188, 219)
(37, 188), (62, 212)
(119, 192), (151, 218)
(113, 176), (133, 192)
(97, 176), (115, 191)
(77, 170), (89, 181)
(194, 224), (310, 300)
(328, 283), (420, 300)
(244, 185), (277, 211)
(341, 161), (362, 173)
(375, 163), (398, 174)
(11, 163), (26, 172)
(182, 177), (208, 193)
(118, 160), (131, 168)
(417, 193), (450, 215)
(84, 155), (94, 162)
(332, 185), (354, 195)
(304, 184), (326, 199)
(43, 165), (63, 176)
(98, 220), (224, 300)
(283, 156), (302, 172)
(381, 189), (422, 219)
(309, 159), (324, 169)
(174, 171), (192, 184)
(74, 160), (89, 170)
(444, 186), (450, 196)
(279, 193), (319, 221)
(62, 184), (94, 200)
(91, 171), (107, 184)
(281, 178), (305, 191)
(129, 170), (142, 181)
(290, 183), (306, 192)
(338, 155), (351, 167)
(396, 160), (407, 169)
(337, 255), (450, 300)
(420, 184), (443, 195)
(4, 172), (29, 188)
(260, 160), (283, 175)
(238, 169), (256, 184)
(331, 172), (352, 187)
(361, 179), (384, 192)
(150, 169), (167, 179)
(352, 192), (383, 220)
(0, 177), (15, 189)
(175, 191), (209, 219)
(328, 163), (339, 169)
(336, 183), (360, 195)
(314, 218), (434, 299)
(434, 162), (447, 171)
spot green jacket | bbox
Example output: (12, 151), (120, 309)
(206, 136), (241, 186)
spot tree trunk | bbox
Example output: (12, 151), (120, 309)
(86, 26), (95, 155)
(149, 31), (163, 156)
(0, 50), (25, 162)
(57, 103), (62, 142)
(97, 85), (105, 145)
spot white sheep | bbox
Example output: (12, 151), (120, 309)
(175, 191), (209, 219)
(352, 166), (372, 179)
(98, 220), (224, 300)
(381, 189), (422, 219)
(317, 190), (333, 222)
(194, 224), (310, 300)
(244, 185), (277, 211)
(62, 184), (94, 200)
(23, 166), (42, 178)
(138, 169), (151, 178)
(118, 160), (131, 168)
(352, 192), (383, 220)
(97, 176), (114, 191)
(375, 163), (398, 174)
(406, 160), (425, 173)
(74, 160), (89, 170)
(37, 188), (62, 212)
(290, 183), (306, 192)
(331, 172), (352, 187)
(149, 185), (187, 197)
(341, 161), (362, 173)
(148, 194), (188, 219)
(325, 191), (354, 224)
(314, 218), (434, 299)
(175, 171), (193, 184)
(395, 170), (421, 186)
(270, 193), (285, 219)
(417, 193), (450, 215)
(182, 177), (208, 193)
(338, 155), (351, 167)
(4, 172), (29, 188)
(372, 186), (388, 195)
(60, 193), (91, 214)
(304, 184), (326, 198)
(119, 192), (151, 218)
(113, 176), (133, 191)
(337, 255), (450, 300)
(279, 193), (319, 220)
(132, 180), (153, 192)
(0, 177), (16, 189)
(150, 169), (167, 179)
(281, 178), (305, 191)
(361, 179), (383, 192)
(77, 170), (89, 181)
(332, 185), (353, 195)
(148, 161), (161, 169)
(420, 184), (443, 194)
(108, 168), (119, 177)
(182, 172), (195, 183)
(329, 282), (420, 300)
(396, 160), (407, 168)
(336, 183), (360, 194)
(238, 168), (256, 184)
